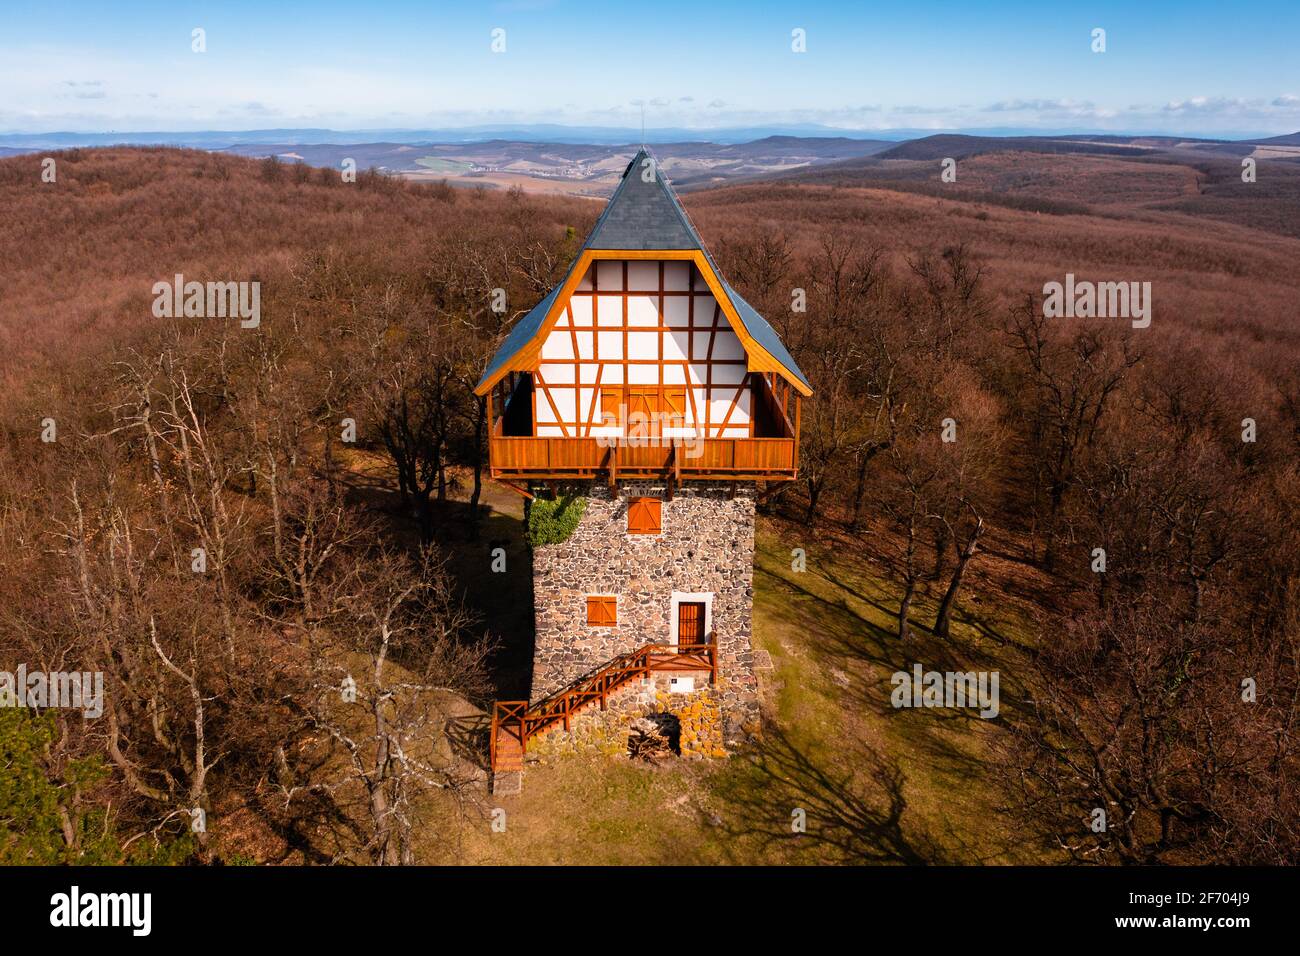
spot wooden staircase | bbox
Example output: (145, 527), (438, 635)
(490, 642), (717, 775)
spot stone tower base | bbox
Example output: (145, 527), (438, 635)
(530, 480), (759, 738)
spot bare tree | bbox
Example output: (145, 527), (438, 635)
(1005, 297), (1141, 569)
(290, 547), (491, 865)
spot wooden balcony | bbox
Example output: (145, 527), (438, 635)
(486, 369), (802, 484)
(488, 433), (797, 482)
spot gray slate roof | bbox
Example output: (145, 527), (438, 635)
(477, 148), (808, 393)
(477, 282), (565, 391)
(723, 281), (811, 392)
(583, 151), (707, 252)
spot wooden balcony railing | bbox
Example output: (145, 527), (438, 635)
(488, 434), (797, 481)
(490, 642), (717, 773)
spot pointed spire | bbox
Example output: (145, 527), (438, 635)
(584, 147), (706, 252)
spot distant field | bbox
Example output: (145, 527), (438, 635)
(414, 157), (474, 174)
(403, 168), (607, 196)
(207, 136), (894, 196)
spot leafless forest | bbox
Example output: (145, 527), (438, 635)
(1, 147), (1296, 864)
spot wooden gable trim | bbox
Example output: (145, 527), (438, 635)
(687, 253), (812, 396)
(474, 248), (812, 397)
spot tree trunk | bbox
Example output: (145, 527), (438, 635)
(416, 492), (434, 543)
(468, 396), (486, 539)
(931, 523), (950, 582)
(898, 578), (915, 641)
(898, 515), (918, 640)
(805, 474), (823, 526)
(849, 454), (871, 532)
(933, 518), (983, 638)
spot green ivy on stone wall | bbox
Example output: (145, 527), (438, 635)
(526, 494), (587, 546)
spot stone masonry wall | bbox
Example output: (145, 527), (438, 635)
(531, 480), (758, 738)
(526, 673), (727, 761)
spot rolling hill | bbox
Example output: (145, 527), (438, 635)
(2, 145), (1296, 867)
(768, 135), (1300, 239)
(213, 136), (895, 195)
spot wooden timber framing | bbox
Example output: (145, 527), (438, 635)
(479, 251), (807, 484)
(495, 479), (534, 500)
(473, 249), (812, 399)
(524, 259), (753, 439)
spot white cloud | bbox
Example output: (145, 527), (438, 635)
(1163, 96), (1253, 114)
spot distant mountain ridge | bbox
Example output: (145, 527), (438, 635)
(204, 136), (895, 195)
(1251, 131), (1300, 146)
(2, 125), (1296, 152)
(0, 125), (899, 150)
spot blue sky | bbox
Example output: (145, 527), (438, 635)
(3, 0), (1298, 136)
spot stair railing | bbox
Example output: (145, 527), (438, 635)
(490, 642), (716, 771)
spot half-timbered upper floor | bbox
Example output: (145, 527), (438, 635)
(475, 149), (811, 486)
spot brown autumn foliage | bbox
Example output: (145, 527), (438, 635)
(699, 167), (1300, 863)
(0, 146), (1297, 864)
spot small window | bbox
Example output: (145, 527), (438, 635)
(586, 596), (617, 626)
(627, 496), (662, 535)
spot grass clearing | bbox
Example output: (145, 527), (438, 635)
(419, 494), (1054, 865)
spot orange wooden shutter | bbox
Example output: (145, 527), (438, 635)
(599, 387), (623, 424)
(663, 387), (686, 427)
(627, 388), (658, 417)
(627, 389), (659, 438)
(586, 596), (616, 626)
(628, 497), (662, 534)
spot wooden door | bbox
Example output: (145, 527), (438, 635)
(677, 602), (706, 648)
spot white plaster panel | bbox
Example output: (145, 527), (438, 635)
(540, 333), (574, 360)
(597, 330), (623, 359)
(627, 363), (659, 385)
(569, 296), (593, 325)
(663, 296), (690, 326)
(710, 363), (746, 386)
(596, 295), (623, 326)
(711, 329), (744, 361)
(663, 261), (690, 291)
(664, 329), (690, 361)
(628, 260), (659, 291)
(595, 260), (624, 290)
(627, 295), (659, 327)
(627, 331), (659, 360)
(539, 362), (575, 384)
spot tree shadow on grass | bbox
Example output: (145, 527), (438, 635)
(446, 712), (492, 773)
(755, 562), (898, 670)
(249, 745), (368, 865)
(708, 723), (951, 865)
(258, 789), (365, 865)
(335, 462), (536, 703)
(757, 555), (1030, 718)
